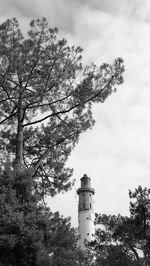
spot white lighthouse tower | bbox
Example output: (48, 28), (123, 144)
(77, 174), (95, 250)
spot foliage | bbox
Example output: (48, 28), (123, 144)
(92, 186), (150, 265)
(0, 164), (49, 265)
(129, 186), (150, 265)
(0, 164), (91, 266)
(0, 17), (124, 196)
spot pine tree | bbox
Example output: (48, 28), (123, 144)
(0, 17), (124, 196)
(91, 187), (150, 265)
(0, 162), (92, 266)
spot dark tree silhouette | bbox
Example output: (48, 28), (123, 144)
(91, 186), (150, 265)
(0, 162), (94, 266)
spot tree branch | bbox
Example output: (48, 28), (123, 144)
(26, 91), (73, 109)
(0, 73), (21, 89)
(23, 76), (113, 127)
(0, 83), (18, 105)
(0, 106), (17, 124)
(22, 21), (47, 95)
(33, 137), (66, 172)
(0, 97), (17, 104)
(113, 227), (141, 261)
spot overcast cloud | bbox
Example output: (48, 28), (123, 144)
(1, 0), (150, 226)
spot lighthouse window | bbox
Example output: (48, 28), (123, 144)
(83, 203), (85, 209)
(87, 233), (89, 235)
(89, 194), (91, 196)
(90, 203), (91, 209)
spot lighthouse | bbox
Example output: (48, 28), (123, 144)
(77, 174), (95, 250)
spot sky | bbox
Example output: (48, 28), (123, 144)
(1, 0), (150, 226)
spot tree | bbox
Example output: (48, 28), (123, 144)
(0, 162), (93, 266)
(91, 214), (141, 266)
(129, 186), (150, 265)
(0, 162), (51, 266)
(0, 17), (124, 196)
(92, 186), (150, 265)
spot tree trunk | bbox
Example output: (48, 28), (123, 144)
(15, 96), (24, 168)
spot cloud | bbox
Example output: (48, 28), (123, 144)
(65, 0), (150, 220)
(1, 0), (150, 26)
(1, 0), (150, 225)
(0, 0), (80, 31)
